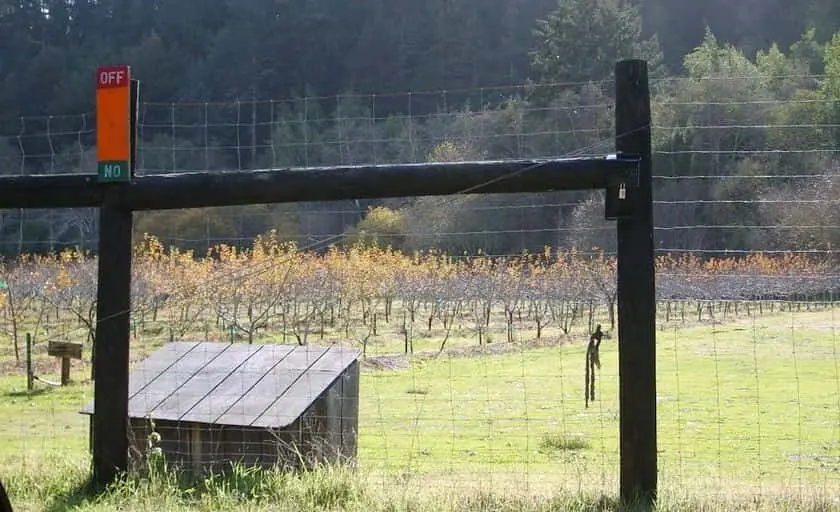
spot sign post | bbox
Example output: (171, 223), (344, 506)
(48, 341), (83, 386)
(93, 64), (137, 486)
(96, 65), (132, 182)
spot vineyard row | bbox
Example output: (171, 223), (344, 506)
(0, 234), (835, 357)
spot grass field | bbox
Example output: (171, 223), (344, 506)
(0, 303), (838, 511)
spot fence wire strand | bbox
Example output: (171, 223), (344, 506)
(0, 76), (839, 508)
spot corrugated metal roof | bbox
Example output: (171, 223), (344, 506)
(79, 342), (360, 428)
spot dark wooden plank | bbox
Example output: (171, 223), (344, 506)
(0, 174), (100, 209)
(124, 158), (639, 211)
(127, 342), (200, 399)
(615, 59), (657, 508)
(91, 185), (133, 486)
(251, 346), (360, 428)
(0, 157), (638, 211)
(181, 344), (296, 425)
(150, 343), (259, 421)
(215, 345), (330, 427)
(128, 342), (230, 420)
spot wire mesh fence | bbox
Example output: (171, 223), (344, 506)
(0, 76), (838, 507)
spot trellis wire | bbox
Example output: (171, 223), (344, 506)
(0, 76), (838, 505)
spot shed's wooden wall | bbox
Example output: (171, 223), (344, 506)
(339, 360), (360, 464)
(288, 359), (359, 467)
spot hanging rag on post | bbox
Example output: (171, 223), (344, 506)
(585, 324), (603, 408)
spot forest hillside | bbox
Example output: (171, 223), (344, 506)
(0, 0), (839, 258)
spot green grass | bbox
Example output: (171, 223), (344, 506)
(538, 433), (592, 452)
(1, 459), (837, 512)
(0, 305), (838, 510)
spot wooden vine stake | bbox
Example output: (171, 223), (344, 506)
(584, 325), (603, 408)
(26, 333), (33, 392)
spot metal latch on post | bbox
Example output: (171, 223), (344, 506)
(605, 180), (633, 220)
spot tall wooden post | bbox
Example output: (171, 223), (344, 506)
(92, 187), (133, 485)
(26, 333), (33, 392)
(614, 59), (657, 507)
(92, 67), (137, 485)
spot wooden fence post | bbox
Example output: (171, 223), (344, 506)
(0, 476), (13, 512)
(614, 59), (657, 507)
(92, 189), (133, 485)
(91, 77), (138, 486)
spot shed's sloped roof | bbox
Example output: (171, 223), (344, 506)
(80, 342), (360, 428)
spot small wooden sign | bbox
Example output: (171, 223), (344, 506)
(48, 341), (83, 360)
(48, 341), (83, 386)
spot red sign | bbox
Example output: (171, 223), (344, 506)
(97, 65), (130, 89)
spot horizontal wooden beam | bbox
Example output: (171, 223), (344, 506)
(126, 157), (638, 211)
(0, 157), (638, 211)
(0, 174), (101, 208)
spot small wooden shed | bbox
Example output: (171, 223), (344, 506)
(80, 341), (360, 474)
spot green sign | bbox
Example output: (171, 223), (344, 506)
(98, 160), (130, 182)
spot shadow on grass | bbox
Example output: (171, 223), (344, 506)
(41, 470), (199, 512)
(41, 477), (101, 512)
(4, 388), (48, 398)
(34, 463), (658, 512)
(39, 463), (288, 512)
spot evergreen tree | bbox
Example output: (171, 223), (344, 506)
(530, 0), (663, 84)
